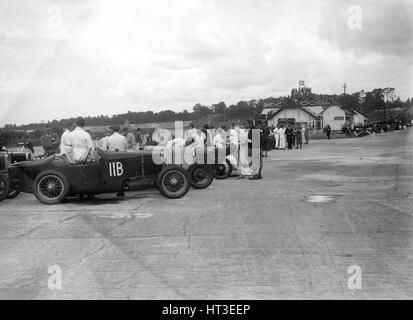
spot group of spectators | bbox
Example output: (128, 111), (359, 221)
(264, 123), (310, 151)
(39, 117), (94, 164)
(40, 121), (148, 161)
(36, 118), (315, 179)
(98, 125), (138, 152)
(36, 118), (314, 181)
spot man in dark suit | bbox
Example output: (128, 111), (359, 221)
(40, 125), (60, 157)
(324, 124), (332, 139)
(285, 123), (296, 150)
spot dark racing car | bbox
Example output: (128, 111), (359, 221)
(0, 151), (32, 202)
(7, 149), (196, 205)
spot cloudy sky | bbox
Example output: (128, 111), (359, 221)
(0, 0), (412, 125)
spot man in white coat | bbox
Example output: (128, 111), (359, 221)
(106, 125), (127, 152)
(98, 128), (112, 150)
(273, 124), (280, 149)
(60, 121), (75, 161)
(278, 124), (286, 150)
(68, 117), (94, 163)
(238, 122), (253, 177)
(301, 124), (306, 145)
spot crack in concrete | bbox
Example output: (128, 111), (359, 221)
(105, 218), (131, 237)
(57, 215), (79, 224)
(182, 221), (191, 250)
(75, 240), (106, 267)
(11, 213), (80, 239)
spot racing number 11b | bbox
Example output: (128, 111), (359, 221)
(109, 162), (124, 177)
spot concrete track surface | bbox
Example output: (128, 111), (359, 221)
(0, 129), (412, 299)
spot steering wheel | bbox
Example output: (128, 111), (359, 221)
(83, 148), (93, 164)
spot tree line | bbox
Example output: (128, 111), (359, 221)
(1, 90), (411, 147)
(4, 98), (277, 131)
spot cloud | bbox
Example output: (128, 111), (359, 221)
(0, 0), (412, 125)
(319, 0), (413, 60)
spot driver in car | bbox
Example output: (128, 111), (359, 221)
(68, 117), (94, 164)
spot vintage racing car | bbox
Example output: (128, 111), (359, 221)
(7, 148), (199, 205)
(150, 143), (233, 181)
(146, 144), (217, 189)
(0, 151), (32, 202)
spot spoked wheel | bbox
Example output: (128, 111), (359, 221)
(189, 164), (214, 189)
(0, 174), (10, 202)
(157, 165), (190, 199)
(33, 170), (70, 205)
(214, 159), (233, 179)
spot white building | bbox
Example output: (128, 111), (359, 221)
(263, 101), (368, 131)
(321, 106), (351, 131)
(353, 110), (368, 126)
(264, 102), (324, 130)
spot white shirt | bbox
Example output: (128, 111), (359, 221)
(20, 146), (33, 154)
(107, 132), (127, 152)
(228, 129), (239, 146)
(60, 130), (72, 155)
(166, 138), (186, 148)
(213, 133), (226, 148)
(68, 127), (94, 163)
(153, 128), (171, 146)
(239, 129), (249, 145)
(99, 136), (109, 150)
(193, 131), (206, 147)
(126, 132), (136, 150)
(184, 128), (196, 140)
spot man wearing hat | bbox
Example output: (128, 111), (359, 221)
(121, 126), (137, 151)
(40, 124), (60, 157)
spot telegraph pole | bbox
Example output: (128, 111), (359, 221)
(342, 83), (347, 95)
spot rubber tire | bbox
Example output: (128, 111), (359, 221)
(214, 159), (233, 180)
(189, 164), (214, 189)
(0, 174), (10, 202)
(33, 170), (70, 205)
(156, 165), (190, 199)
(226, 159), (233, 177)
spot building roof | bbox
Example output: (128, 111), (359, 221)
(302, 106), (325, 116)
(266, 108), (284, 119)
(319, 105), (351, 115)
(266, 105), (321, 121)
(350, 109), (368, 118)
(261, 107), (281, 116)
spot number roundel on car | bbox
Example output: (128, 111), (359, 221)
(108, 161), (124, 177)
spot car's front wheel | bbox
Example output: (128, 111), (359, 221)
(157, 165), (190, 199)
(214, 159), (233, 179)
(0, 174), (10, 202)
(33, 170), (70, 205)
(189, 164), (214, 189)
